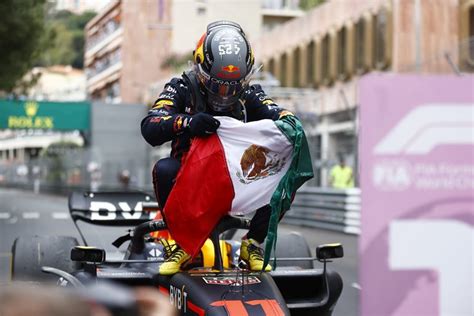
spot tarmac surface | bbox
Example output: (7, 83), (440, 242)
(0, 187), (359, 315)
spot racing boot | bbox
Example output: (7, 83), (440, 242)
(159, 244), (191, 275)
(239, 238), (271, 271)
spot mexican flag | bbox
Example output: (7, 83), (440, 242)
(163, 115), (313, 263)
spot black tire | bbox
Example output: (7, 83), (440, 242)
(11, 235), (80, 282)
(272, 232), (313, 269)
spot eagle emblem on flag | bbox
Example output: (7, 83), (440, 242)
(237, 144), (286, 184)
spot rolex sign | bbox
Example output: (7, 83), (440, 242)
(0, 100), (90, 131)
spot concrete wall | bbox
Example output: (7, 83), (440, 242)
(90, 102), (151, 187)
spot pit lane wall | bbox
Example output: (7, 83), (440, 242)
(359, 74), (473, 316)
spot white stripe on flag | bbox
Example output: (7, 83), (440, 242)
(216, 117), (293, 215)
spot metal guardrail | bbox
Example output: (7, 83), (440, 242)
(3, 181), (360, 235)
(283, 187), (361, 235)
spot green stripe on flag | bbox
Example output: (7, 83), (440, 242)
(264, 115), (314, 269)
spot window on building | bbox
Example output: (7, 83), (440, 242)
(337, 26), (347, 80)
(372, 8), (391, 70)
(197, 6), (206, 15)
(280, 53), (288, 86)
(307, 40), (315, 87)
(321, 34), (331, 85)
(469, 6), (474, 61)
(270, 58), (276, 77)
(459, 2), (474, 71)
(293, 47), (301, 87)
(354, 18), (367, 74)
(110, 82), (120, 97)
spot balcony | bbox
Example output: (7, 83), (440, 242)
(85, 25), (123, 59)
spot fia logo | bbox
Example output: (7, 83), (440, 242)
(372, 160), (412, 191)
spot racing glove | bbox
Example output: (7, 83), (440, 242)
(184, 112), (220, 137)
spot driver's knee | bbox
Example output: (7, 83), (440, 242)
(152, 157), (181, 207)
(153, 158), (180, 179)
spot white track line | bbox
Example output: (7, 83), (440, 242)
(0, 213), (10, 219)
(52, 212), (69, 219)
(22, 212), (40, 219)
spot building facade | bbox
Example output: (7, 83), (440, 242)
(85, 0), (305, 104)
(25, 66), (86, 102)
(56, 0), (111, 14)
(253, 0), (474, 186)
(84, 0), (174, 104)
(170, 0), (303, 55)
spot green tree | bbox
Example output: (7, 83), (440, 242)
(0, 0), (46, 92)
(40, 10), (96, 68)
(299, 0), (326, 11)
(39, 21), (74, 66)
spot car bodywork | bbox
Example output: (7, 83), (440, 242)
(14, 191), (344, 316)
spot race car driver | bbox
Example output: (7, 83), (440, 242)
(141, 20), (294, 275)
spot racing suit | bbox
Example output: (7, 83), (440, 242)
(141, 71), (290, 243)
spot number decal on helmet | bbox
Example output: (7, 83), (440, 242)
(218, 43), (232, 55)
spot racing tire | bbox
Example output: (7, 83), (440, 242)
(11, 235), (80, 283)
(273, 231), (313, 269)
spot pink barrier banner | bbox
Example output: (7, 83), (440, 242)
(359, 74), (473, 316)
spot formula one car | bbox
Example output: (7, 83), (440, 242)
(11, 191), (343, 316)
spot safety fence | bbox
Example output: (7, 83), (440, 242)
(1, 175), (361, 236)
(282, 187), (361, 235)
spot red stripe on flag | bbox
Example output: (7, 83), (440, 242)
(164, 134), (234, 257)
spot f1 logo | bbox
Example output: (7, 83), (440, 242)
(389, 220), (473, 316)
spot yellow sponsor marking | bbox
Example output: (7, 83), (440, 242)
(153, 100), (174, 109)
(278, 110), (294, 118)
(8, 116), (54, 129)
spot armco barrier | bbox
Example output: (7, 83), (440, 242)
(282, 187), (361, 235)
(3, 182), (360, 235)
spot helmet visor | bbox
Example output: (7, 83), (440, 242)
(196, 63), (250, 101)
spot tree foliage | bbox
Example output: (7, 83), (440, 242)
(0, 1), (95, 92)
(39, 10), (96, 69)
(0, 0), (46, 92)
(299, 0), (326, 11)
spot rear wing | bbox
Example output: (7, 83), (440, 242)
(68, 191), (158, 226)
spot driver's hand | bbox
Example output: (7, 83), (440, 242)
(187, 113), (220, 137)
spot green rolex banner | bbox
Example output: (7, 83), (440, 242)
(0, 100), (90, 131)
